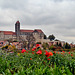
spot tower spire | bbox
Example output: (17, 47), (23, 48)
(15, 21), (20, 41)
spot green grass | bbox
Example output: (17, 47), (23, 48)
(0, 50), (75, 75)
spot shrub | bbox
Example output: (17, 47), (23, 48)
(8, 45), (16, 52)
(1, 45), (9, 50)
(42, 43), (49, 50)
(49, 45), (56, 51)
(36, 42), (41, 44)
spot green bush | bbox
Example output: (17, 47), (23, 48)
(1, 45), (9, 50)
(49, 45), (56, 51)
(42, 43), (49, 50)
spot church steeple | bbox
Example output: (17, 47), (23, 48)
(15, 21), (20, 41)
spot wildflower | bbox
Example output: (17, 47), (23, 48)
(43, 62), (46, 65)
(26, 51), (28, 53)
(32, 52), (34, 54)
(49, 52), (53, 56)
(21, 49), (26, 53)
(45, 50), (48, 52)
(45, 51), (53, 57)
(71, 54), (73, 56)
(45, 51), (50, 57)
(32, 47), (36, 51)
(61, 53), (63, 54)
(62, 51), (65, 53)
(36, 50), (42, 55)
(58, 52), (59, 54)
(47, 58), (50, 61)
(36, 44), (40, 47)
(53, 51), (56, 54)
(18, 53), (20, 54)
(68, 52), (70, 54)
(30, 58), (32, 60)
(17, 53), (20, 56)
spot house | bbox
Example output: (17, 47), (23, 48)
(49, 40), (65, 47)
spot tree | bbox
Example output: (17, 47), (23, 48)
(44, 34), (47, 39)
(42, 43), (49, 50)
(36, 42), (41, 44)
(26, 34), (35, 49)
(21, 41), (28, 49)
(49, 45), (56, 51)
(59, 42), (62, 47)
(56, 42), (59, 46)
(55, 39), (59, 41)
(65, 42), (71, 49)
(48, 34), (55, 41)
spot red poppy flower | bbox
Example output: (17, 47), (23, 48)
(32, 52), (34, 54)
(47, 58), (50, 61)
(43, 62), (45, 64)
(30, 58), (32, 60)
(36, 44), (40, 47)
(68, 52), (70, 54)
(53, 51), (56, 54)
(26, 51), (28, 53)
(61, 53), (63, 54)
(62, 51), (65, 53)
(36, 50), (42, 55)
(45, 51), (53, 57)
(71, 54), (73, 56)
(21, 49), (26, 53)
(58, 52), (59, 54)
(45, 51), (50, 57)
(32, 47), (36, 51)
(45, 50), (48, 52)
(49, 52), (53, 56)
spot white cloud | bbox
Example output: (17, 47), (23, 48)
(0, 0), (75, 43)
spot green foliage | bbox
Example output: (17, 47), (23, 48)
(65, 42), (71, 49)
(0, 50), (74, 75)
(1, 45), (9, 50)
(48, 34), (55, 41)
(58, 42), (62, 47)
(44, 34), (47, 39)
(42, 43), (49, 50)
(49, 45), (54, 50)
(49, 45), (56, 51)
(36, 42), (41, 44)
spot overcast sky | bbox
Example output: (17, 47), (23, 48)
(0, 0), (75, 43)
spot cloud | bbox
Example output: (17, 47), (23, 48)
(0, 0), (75, 43)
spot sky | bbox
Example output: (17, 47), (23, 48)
(0, 0), (75, 43)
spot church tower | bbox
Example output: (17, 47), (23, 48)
(15, 21), (20, 41)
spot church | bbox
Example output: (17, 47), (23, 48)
(0, 21), (49, 43)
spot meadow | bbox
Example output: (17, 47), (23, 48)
(0, 46), (75, 75)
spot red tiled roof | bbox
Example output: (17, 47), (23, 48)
(1, 31), (16, 35)
(20, 29), (43, 33)
(16, 21), (20, 23)
(13, 32), (16, 35)
(20, 30), (34, 32)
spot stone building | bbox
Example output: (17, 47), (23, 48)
(0, 21), (49, 43)
(0, 31), (16, 41)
